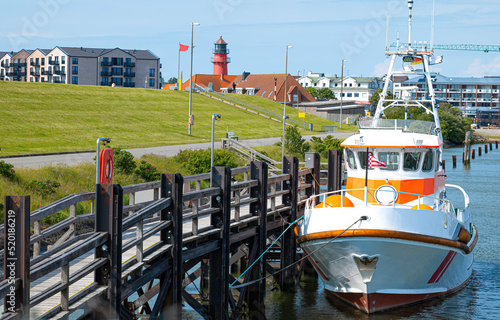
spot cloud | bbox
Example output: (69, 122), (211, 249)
(373, 59), (392, 76)
(464, 57), (500, 76)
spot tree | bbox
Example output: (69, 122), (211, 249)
(305, 87), (318, 99)
(317, 87), (336, 100)
(167, 77), (178, 84)
(370, 89), (394, 106)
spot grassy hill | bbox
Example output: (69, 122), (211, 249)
(0, 81), (353, 156)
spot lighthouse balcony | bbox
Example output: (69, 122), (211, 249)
(211, 56), (231, 63)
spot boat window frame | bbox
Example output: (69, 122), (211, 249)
(403, 151), (422, 171)
(422, 149), (434, 172)
(346, 148), (358, 170)
(377, 151), (400, 171)
(358, 151), (374, 170)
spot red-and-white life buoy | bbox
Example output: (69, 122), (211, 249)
(99, 148), (114, 184)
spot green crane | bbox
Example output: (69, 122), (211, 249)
(390, 42), (500, 53)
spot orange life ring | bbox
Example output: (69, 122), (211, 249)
(99, 148), (114, 184)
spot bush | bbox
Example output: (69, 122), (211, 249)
(135, 160), (160, 182)
(0, 160), (15, 180)
(25, 179), (61, 196)
(309, 135), (343, 159)
(285, 125), (309, 158)
(176, 149), (240, 175)
(112, 148), (136, 174)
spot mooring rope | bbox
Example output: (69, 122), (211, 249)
(229, 215), (367, 289)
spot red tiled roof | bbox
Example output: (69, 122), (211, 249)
(225, 74), (316, 103)
(178, 74), (238, 92)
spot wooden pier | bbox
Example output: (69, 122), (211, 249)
(1, 151), (342, 319)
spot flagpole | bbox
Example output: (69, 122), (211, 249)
(365, 147), (369, 187)
(178, 43), (181, 81)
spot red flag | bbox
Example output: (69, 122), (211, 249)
(369, 153), (386, 168)
(179, 43), (189, 52)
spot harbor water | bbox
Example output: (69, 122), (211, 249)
(263, 145), (500, 320)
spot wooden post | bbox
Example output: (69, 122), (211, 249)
(247, 161), (268, 318)
(496, 141), (498, 149)
(4, 196), (30, 317)
(161, 173), (184, 318)
(109, 185), (123, 318)
(94, 184), (122, 318)
(485, 145), (488, 154)
(280, 156), (299, 292)
(452, 155), (457, 168)
(442, 159), (446, 170)
(472, 149), (475, 159)
(489, 142), (492, 150)
(463, 131), (471, 165)
(328, 149), (342, 192)
(479, 146), (482, 156)
(208, 167), (231, 320)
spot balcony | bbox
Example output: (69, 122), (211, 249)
(1, 61), (10, 68)
(42, 70), (53, 75)
(123, 82), (135, 87)
(101, 61), (113, 67)
(53, 79), (62, 84)
(101, 71), (112, 77)
(100, 81), (111, 86)
(31, 62), (41, 67)
(11, 62), (27, 68)
(123, 72), (135, 78)
(54, 70), (66, 75)
(123, 62), (135, 67)
(49, 60), (60, 66)
(6, 71), (26, 77)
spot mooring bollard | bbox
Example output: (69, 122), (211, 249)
(453, 155), (457, 168)
(472, 149), (475, 159)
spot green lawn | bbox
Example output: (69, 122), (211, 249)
(0, 82), (354, 156)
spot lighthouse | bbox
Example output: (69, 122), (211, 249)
(212, 36), (231, 76)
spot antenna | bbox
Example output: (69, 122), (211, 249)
(431, 0), (435, 51)
(408, 0), (414, 51)
(386, 14), (390, 51)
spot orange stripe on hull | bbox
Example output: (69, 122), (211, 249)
(298, 228), (478, 254)
(327, 275), (471, 314)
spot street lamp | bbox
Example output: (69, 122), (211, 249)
(282, 114), (289, 171)
(284, 45), (292, 116)
(211, 114), (221, 169)
(340, 59), (347, 129)
(188, 22), (200, 136)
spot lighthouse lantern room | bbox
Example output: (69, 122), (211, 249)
(212, 36), (231, 76)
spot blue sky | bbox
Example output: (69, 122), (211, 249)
(2, 0), (500, 80)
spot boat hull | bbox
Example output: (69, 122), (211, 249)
(300, 237), (474, 313)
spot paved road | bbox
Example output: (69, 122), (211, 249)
(1, 132), (356, 168)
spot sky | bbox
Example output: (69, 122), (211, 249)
(2, 0), (500, 81)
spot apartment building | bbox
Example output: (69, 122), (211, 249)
(399, 73), (500, 118)
(0, 52), (12, 81)
(0, 46), (161, 89)
(298, 72), (383, 102)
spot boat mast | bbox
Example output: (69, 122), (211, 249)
(408, 0), (413, 51)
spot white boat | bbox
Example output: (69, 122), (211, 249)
(297, 0), (478, 314)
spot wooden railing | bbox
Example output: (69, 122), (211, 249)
(0, 151), (342, 319)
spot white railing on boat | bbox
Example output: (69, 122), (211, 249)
(358, 118), (436, 135)
(304, 185), (470, 224)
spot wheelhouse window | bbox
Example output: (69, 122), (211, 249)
(378, 152), (399, 170)
(422, 150), (434, 172)
(435, 150), (441, 172)
(346, 149), (357, 169)
(358, 151), (373, 170)
(403, 152), (421, 171)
